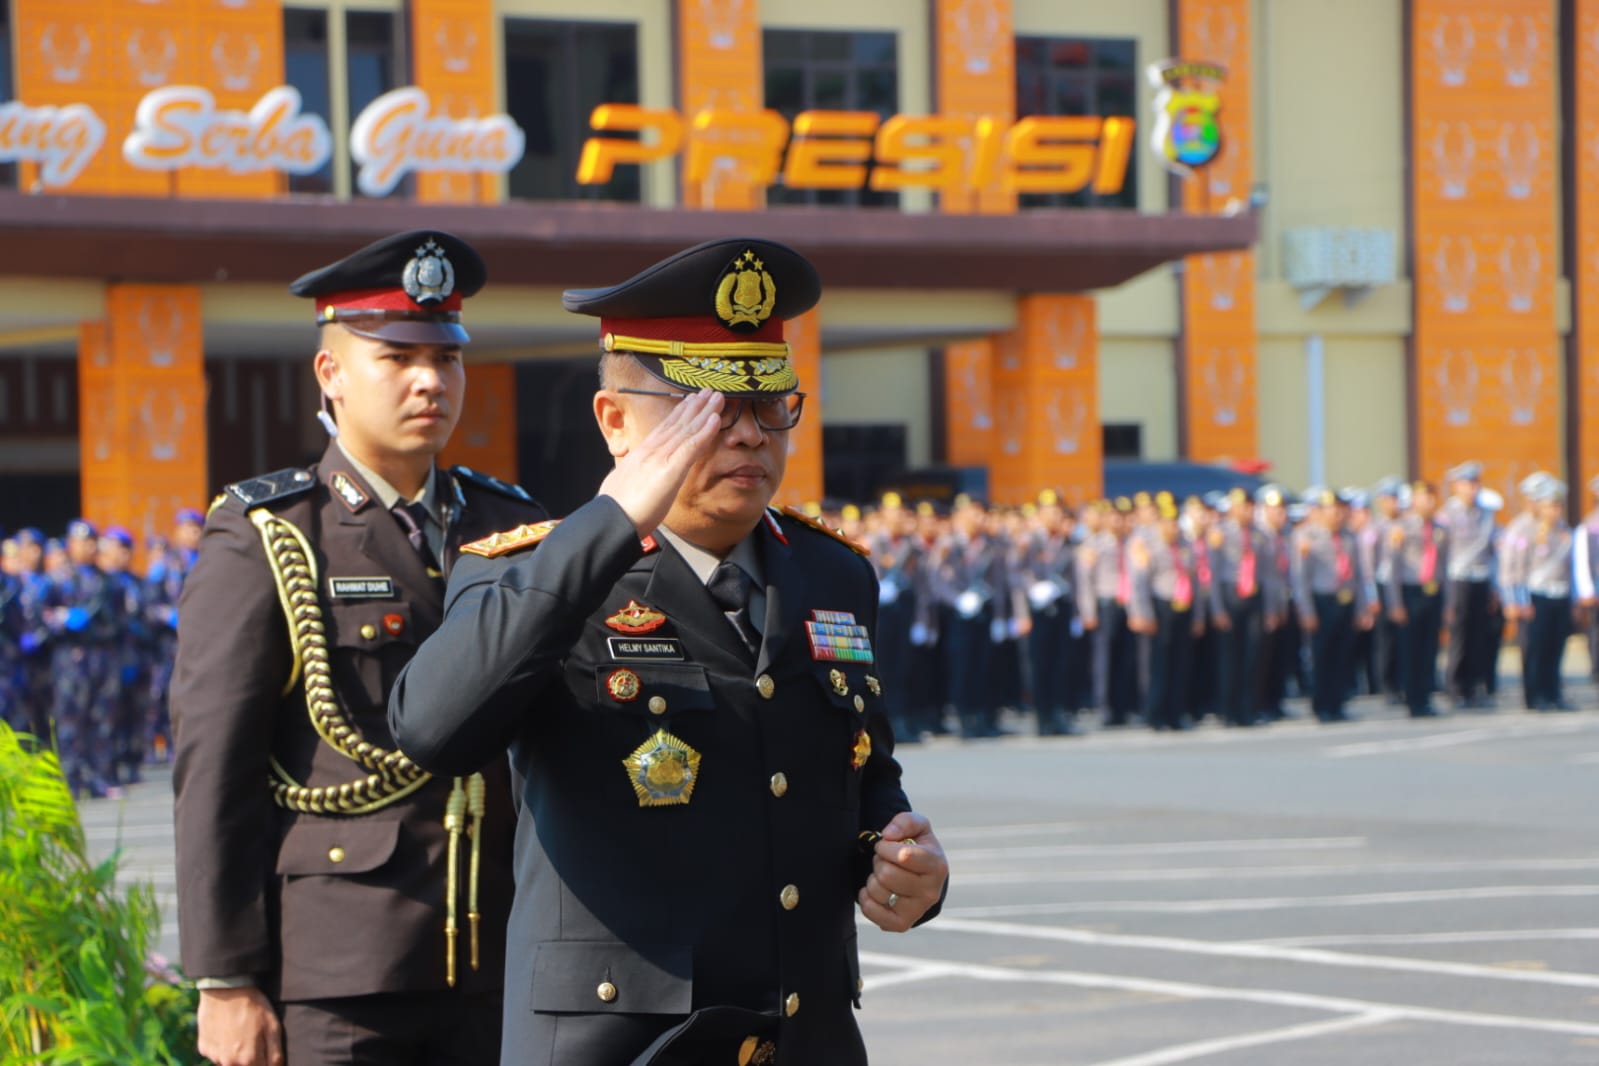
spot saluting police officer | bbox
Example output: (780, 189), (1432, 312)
(171, 231), (546, 1066)
(388, 237), (949, 1066)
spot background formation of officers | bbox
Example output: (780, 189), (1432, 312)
(853, 460), (1597, 742)
(0, 511), (202, 798)
(6, 460), (1596, 803)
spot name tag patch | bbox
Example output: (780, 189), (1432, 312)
(330, 576), (395, 599)
(607, 637), (686, 661)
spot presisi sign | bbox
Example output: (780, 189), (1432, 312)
(576, 105), (1137, 196)
(0, 86), (525, 197)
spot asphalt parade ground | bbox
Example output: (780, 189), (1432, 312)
(86, 693), (1599, 1065)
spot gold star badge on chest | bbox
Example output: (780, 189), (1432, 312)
(623, 730), (702, 807)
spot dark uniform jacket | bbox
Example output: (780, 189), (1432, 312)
(389, 496), (936, 1066)
(170, 441), (545, 1002)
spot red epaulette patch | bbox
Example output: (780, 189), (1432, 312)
(461, 520), (560, 558)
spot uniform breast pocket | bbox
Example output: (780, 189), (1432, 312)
(808, 664), (878, 809)
(329, 601), (415, 709)
(591, 662), (716, 721)
(276, 817), (400, 879)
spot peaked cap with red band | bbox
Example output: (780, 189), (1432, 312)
(563, 237), (821, 398)
(289, 229), (487, 345)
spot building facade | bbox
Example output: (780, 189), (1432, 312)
(0, 0), (1587, 537)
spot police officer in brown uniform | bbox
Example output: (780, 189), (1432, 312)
(170, 231), (546, 1066)
(388, 238), (949, 1066)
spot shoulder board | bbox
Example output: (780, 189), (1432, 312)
(780, 506), (871, 557)
(453, 465), (535, 504)
(224, 468), (316, 510)
(461, 519), (561, 559)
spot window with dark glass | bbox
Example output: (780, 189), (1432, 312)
(346, 10), (402, 197)
(0, 2), (14, 190)
(1103, 423), (1143, 460)
(1014, 36), (1138, 209)
(503, 19), (639, 202)
(284, 8), (332, 194)
(763, 29), (898, 208)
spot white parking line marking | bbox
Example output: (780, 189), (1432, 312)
(933, 821), (1084, 839)
(1082, 1012), (1398, 1066)
(927, 917), (1599, 989)
(952, 836), (1366, 863)
(953, 857), (1599, 886)
(1326, 719), (1595, 757)
(943, 884), (1599, 918)
(856, 950), (1599, 1038)
(1255, 928), (1599, 948)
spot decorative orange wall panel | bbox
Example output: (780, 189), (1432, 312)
(1178, 0), (1257, 463)
(411, 0), (500, 204)
(678, 0), (765, 210)
(935, 0), (1016, 215)
(12, 0), (284, 199)
(1577, 0), (1599, 508)
(990, 296), (1102, 505)
(177, 0), (285, 198)
(81, 286), (209, 564)
(944, 339), (997, 469)
(440, 363), (520, 483)
(1412, 0), (1559, 500)
(772, 308), (823, 508)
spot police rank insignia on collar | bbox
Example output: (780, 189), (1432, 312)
(606, 600), (667, 634)
(623, 729), (701, 807)
(461, 520), (560, 558)
(806, 610), (873, 663)
(851, 729), (872, 771)
(330, 472), (368, 512)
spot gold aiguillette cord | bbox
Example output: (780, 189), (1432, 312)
(444, 777), (466, 987)
(466, 772), (486, 972)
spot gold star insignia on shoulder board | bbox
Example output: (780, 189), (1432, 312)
(461, 519), (560, 558)
(780, 506), (872, 556)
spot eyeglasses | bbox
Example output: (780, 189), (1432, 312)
(615, 388), (807, 431)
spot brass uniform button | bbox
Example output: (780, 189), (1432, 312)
(784, 992), (800, 1017)
(359, 624), (377, 640)
(756, 674), (775, 699)
(769, 772), (788, 798)
(854, 694), (865, 713)
(779, 884), (799, 910)
(648, 696), (667, 715)
(327, 846), (345, 864)
(597, 981), (618, 1003)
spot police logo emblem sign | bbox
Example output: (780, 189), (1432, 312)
(1146, 60), (1227, 177)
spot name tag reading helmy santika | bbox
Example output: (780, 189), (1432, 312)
(330, 576), (396, 599)
(607, 637), (686, 661)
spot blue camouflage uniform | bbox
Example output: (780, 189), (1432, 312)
(44, 521), (120, 797)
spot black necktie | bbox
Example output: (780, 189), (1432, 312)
(392, 501), (441, 574)
(707, 560), (761, 663)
